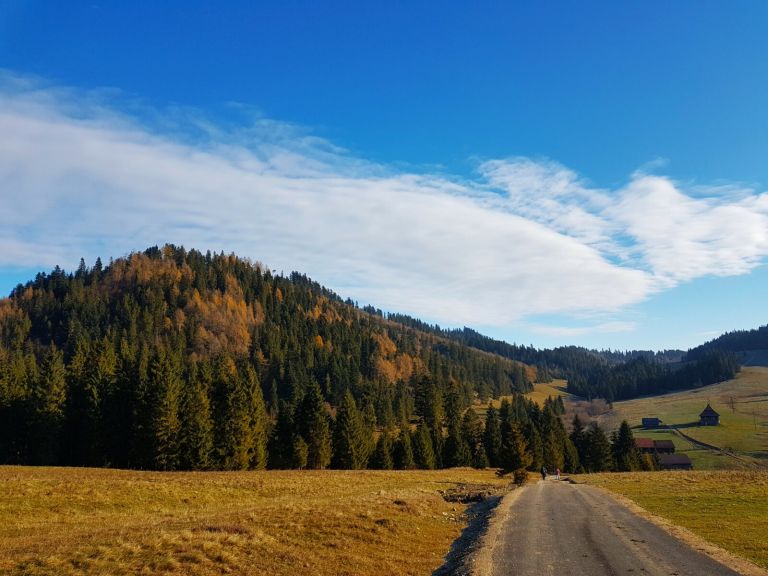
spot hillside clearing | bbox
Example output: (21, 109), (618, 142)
(525, 380), (572, 407)
(0, 467), (508, 576)
(600, 367), (768, 467)
(579, 471), (768, 570)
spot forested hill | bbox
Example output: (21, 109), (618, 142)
(686, 325), (768, 362)
(0, 245), (532, 469)
(387, 318), (739, 402)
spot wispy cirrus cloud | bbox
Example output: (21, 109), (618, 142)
(1, 72), (767, 333)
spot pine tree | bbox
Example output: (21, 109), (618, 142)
(392, 423), (415, 469)
(584, 423), (613, 472)
(332, 391), (370, 469)
(442, 382), (471, 468)
(370, 430), (394, 470)
(179, 367), (214, 470)
(570, 414), (586, 467)
(412, 421), (436, 469)
(562, 436), (580, 473)
(524, 422), (544, 471)
(483, 404), (502, 467)
(31, 346), (67, 464)
(541, 405), (565, 471)
(296, 380), (332, 469)
(461, 408), (488, 469)
(243, 364), (268, 469)
(64, 338), (102, 466)
(150, 349), (182, 471)
(612, 420), (640, 472)
(211, 356), (252, 470)
(267, 401), (296, 469)
(499, 423), (532, 476)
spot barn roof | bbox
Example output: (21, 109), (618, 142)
(700, 403), (720, 418)
(654, 440), (675, 450)
(635, 438), (655, 449)
(658, 453), (692, 466)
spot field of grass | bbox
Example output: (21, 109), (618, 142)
(600, 367), (768, 466)
(474, 379), (572, 418)
(581, 471), (768, 569)
(525, 380), (571, 407)
(0, 466), (508, 576)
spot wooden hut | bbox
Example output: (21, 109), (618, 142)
(699, 403), (720, 426)
(658, 453), (693, 470)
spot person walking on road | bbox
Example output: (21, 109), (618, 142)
(540, 466), (547, 481)
(555, 468), (560, 480)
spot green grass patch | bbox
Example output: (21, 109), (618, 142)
(601, 367), (768, 468)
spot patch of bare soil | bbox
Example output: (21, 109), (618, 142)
(431, 483), (513, 576)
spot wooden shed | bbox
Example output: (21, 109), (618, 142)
(634, 438), (655, 453)
(642, 417), (662, 429)
(658, 453), (693, 470)
(653, 440), (675, 454)
(699, 403), (720, 426)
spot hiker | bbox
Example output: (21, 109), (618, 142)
(540, 465), (547, 481)
(555, 468), (561, 480)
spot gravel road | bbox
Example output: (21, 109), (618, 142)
(488, 479), (741, 576)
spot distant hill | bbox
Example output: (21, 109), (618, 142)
(385, 319), (733, 403)
(686, 325), (768, 366)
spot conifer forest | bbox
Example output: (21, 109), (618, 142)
(0, 245), (739, 474)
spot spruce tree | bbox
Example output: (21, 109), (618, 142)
(243, 364), (268, 469)
(370, 430), (394, 470)
(461, 408), (488, 469)
(267, 401), (296, 469)
(332, 391), (370, 469)
(179, 367), (213, 470)
(150, 349), (182, 471)
(570, 414), (586, 466)
(296, 380), (332, 469)
(392, 422), (415, 469)
(612, 420), (640, 472)
(499, 423), (532, 476)
(562, 436), (580, 473)
(585, 423), (613, 472)
(31, 346), (67, 464)
(483, 404), (502, 467)
(541, 405), (565, 471)
(412, 421), (436, 469)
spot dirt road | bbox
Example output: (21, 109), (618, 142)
(488, 480), (740, 576)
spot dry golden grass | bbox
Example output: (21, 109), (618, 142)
(0, 466), (508, 576)
(580, 470), (768, 569)
(474, 380), (572, 417)
(525, 380), (571, 407)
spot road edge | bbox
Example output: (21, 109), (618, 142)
(465, 482), (529, 576)
(586, 483), (768, 576)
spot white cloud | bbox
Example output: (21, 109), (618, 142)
(1, 73), (767, 332)
(607, 175), (768, 284)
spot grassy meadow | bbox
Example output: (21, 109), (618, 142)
(525, 380), (571, 406)
(0, 466), (508, 576)
(474, 379), (572, 418)
(600, 367), (768, 467)
(581, 471), (768, 569)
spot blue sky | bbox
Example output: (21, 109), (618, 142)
(1, 1), (767, 350)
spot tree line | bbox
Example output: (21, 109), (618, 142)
(387, 319), (740, 402)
